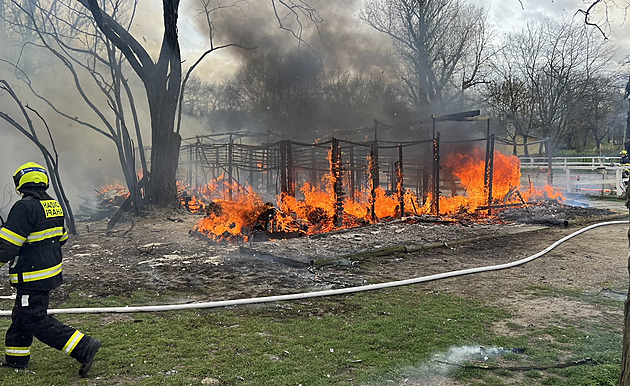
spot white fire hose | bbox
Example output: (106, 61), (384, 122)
(0, 220), (627, 316)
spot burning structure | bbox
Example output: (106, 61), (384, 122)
(171, 114), (563, 242)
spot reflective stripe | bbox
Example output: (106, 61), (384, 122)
(62, 331), (84, 355)
(10, 262), (62, 284)
(60, 230), (68, 243)
(0, 228), (26, 247)
(26, 227), (64, 243)
(5, 346), (30, 357)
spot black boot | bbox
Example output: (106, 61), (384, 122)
(78, 339), (101, 378)
(0, 360), (27, 370)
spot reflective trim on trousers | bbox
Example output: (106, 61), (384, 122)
(5, 346), (30, 357)
(62, 330), (84, 355)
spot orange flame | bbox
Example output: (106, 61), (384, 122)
(194, 184), (268, 242)
(186, 147), (565, 241)
(438, 148), (564, 214)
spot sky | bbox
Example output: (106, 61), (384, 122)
(169, 0), (630, 79)
(490, 0), (629, 52)
(1, 0), (629, 218)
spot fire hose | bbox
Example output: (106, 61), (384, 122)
(0, 219), (627, 316)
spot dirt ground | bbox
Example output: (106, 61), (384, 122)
(0, 198), (628, 384)
(28, 199), (627, 306)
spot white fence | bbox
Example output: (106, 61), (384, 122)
(519, 156), (625, 197)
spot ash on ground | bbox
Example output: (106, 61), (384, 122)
(248, 201), (623, 265)
(495, 201), (617, 225)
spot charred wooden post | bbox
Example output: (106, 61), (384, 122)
(262, 145), (268, 193)
(423, 119), (435, 204)
(248, 147), (255, 190)
(369, 143), (378, 222)
(397, 145), (404, 217)
(187, 143), (193, 188)
(373, 120), (380, 190)
(215, 146), (220, 190)
(484, 131), (491, 204)
(277, 140), (295, 197)
(416, 167), (421, 199)
(349, 145), (356, 200)
(280, 140), (288, 195)
(331, 138), (344, 227)
(390, 161), (396, 194)
(287, 141), (295, 196)
(266, 145), (273, 194)
(487, 134), (495, 215)
(310, 146), (317, 189)
(228, 134), (234, 200)
(432, 133), (440, 216)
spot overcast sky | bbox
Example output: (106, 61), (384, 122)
(490, 0), (629, 48)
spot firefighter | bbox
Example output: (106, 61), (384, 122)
(621, 151), (630, 177)
(0, 162), (101, 377)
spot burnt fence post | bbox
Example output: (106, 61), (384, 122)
(370, 143), (378, 222)
(280, 140), (289, 196)
(487, 134), (495, 215)
(228, 134), (234, 200)
(287, 141), (295, 196)
(331, 138), (344, 227)
(397, 144), (404, 217)
(433, 133), (440, 216)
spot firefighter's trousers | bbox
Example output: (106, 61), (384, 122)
(5, 291), (94, 368)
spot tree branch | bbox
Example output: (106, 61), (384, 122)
(576, 0), (608, 40)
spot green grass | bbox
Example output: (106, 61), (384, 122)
(0, 286), (622, 385)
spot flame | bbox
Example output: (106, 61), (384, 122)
(194, 184), (268, 242)
(438, 148), (564, 214)
(183, 146), (565, 242)
(97, 184), (128, 196)
(177, 180), (221, 213)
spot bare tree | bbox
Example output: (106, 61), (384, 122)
(318, 69), (409, 135)
(0, 79), (76, 233)
(484, 76), (538, 156)
(360, 0), (494, 114)
(1, 0), (147, 214)
(225, 50), (322, 138)
(1, 0), (321, 208)
(75, 0), (321, 206)
(573, 76), (620, 152)
(211, 54), (409, 140)
(484, 19), (614, 150)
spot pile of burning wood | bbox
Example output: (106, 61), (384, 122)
(81, 147), (568, 242)
(78, 184), (130, 221)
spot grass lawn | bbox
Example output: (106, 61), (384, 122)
(0, 286), (622, 385)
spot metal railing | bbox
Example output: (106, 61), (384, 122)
(520, 156), (620, 169)
(519, 156), (626, 197)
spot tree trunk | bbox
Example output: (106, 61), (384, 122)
(143, 0), (182, 207)
(523, 134), (529, 157)
(146, 125), (181, 206)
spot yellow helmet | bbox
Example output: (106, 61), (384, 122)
(621, 150), (628, 156)
(13, 162), (49, 191)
